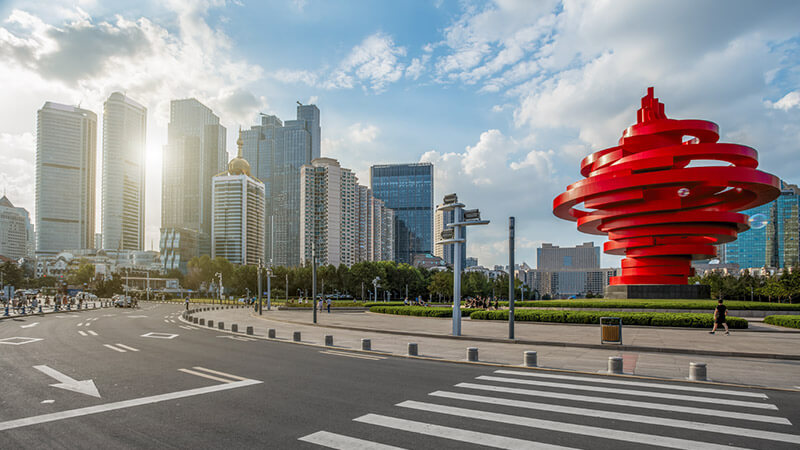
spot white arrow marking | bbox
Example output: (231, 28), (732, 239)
(20, 322), (39, 328)
(33, 365), (101, 398)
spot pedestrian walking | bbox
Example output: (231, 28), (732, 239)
(326, 298), (331, 314)
(318, 298), (323, 312)
(185, 296), (190, 310)
(709, 299), (729, 335)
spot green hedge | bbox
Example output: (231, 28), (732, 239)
(763, 315), (800, 329)
(469, 309), (748, 329)
(369, 306), (480, 318)
(503, 300), (800, 311)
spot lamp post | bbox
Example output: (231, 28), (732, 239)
(215, 272), (223, 304)
(509, 217), (515, 339)
(436, 194), (490, 336)
(312, 242), (317, 324)
(372, 277), (379, 303)
(257, 259), (263, 315)
(266, 266), (273, 311)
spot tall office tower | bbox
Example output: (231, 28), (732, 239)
(211, 132), (265, 265)
(101, 92), (147, 251)
(0, 195), (33, 260)
(35, 102), (97, 256)
(537, 242), (600, 270)
(434, 204), (466, 268)
(242, 104), (321, 267)
(161, 98), (226, 272)
(371, 195), (394, 262)
(370, 163), (433, 263)
(724, 181), (800, 269)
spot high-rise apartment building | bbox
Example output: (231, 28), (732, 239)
(35, 102), (97, 256)
(160, 99), (226, 271)
(211, 132), (265, 265)
(101, 92), (147, 251)
(724, 181), (800, 269)
(242, 104), (321, 267)
(370, 163), (433, 263)
(434, 204), (466, 268)
(537, 242), (600, 270)
(300, 158), (393, 266)
(0, 195), (33, 261)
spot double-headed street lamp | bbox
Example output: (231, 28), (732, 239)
(372, 277), (380, 303)
(436, 193), (490, 336)
(214, 272), (223, 304)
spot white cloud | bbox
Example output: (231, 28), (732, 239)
(768, 91), (800, 110)
(347, 123), (379, 143)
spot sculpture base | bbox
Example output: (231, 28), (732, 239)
(604, 284), (710, 300)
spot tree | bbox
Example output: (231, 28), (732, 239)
(428, 271), (453, 300)
(68, 262), (95, 286)
(0, 261), (23, 288)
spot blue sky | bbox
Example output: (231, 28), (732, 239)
(1, 0), (799, 268)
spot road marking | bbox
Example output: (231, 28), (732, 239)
(87, 330), (98, 336)
(217, 335), (256, 342)
(299, 431), (406, 449)
(104, 344), (127, 353)
(354, 414), (578, 450)
(141, 332), (178, 339)
(457, 382), (789, 425)
(78, 331), (88, 337)
(191, 367), (249, 381)
(178, 368), (235, 383)
(493, 369), (769, 399)
(115, 344), (139, 352)
(41, 400), (54, 404)
(398, 401), (749, 450)
(77, 323), (84, 327)
(33, 365), (100, 398)
(127, 315), (147, 318)
(163, 319), (170, 323)
(20, 322), (39, 328)
(0, 379), (261, 432)
(476, 376), (777, 410)
(0, 337), (43, 345)
(179, 325), (198, 330)
(319, 350), (385, 360)
(429, 391), (800, 444)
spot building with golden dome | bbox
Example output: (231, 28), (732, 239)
(211, 128), (265, 265)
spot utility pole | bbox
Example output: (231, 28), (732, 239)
(285, 273), (288, 303)
(312, 242), (317, 324)
(266, 267), (272, 311)
(509, 216), (515, 339)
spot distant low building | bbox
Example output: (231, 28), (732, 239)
(465, 257), (478, 268)
(412, 253), (447, 270)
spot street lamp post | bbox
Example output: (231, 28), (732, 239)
(266, 266), (272, 311)
(312, 242), (317, 324)
(215, 272), (223, 304)
(436, 194), (490, 336)
(509, 217), (515, 339)
(257, 259), (263, 315)
(372, 277), (379, 304)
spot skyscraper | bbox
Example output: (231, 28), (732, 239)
(212, 131), (265, 265)
(0, 195), (33, 261)
(723, 181), (800, 269)
(242, 103), (321, 267)
(434, 204), (466, 268)
(161, 99), (226, 271)
(101, 92), (147, 251)
(35, 102), (97, 256)
(370, 162), (434, 263)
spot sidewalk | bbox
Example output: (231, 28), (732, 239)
(190, 307), (800, 390)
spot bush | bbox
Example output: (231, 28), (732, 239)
(763, 315), (800, 329)
(369, 306), (480, 318)
(468, 309), (748, 329)
(501, 299), (800, 311)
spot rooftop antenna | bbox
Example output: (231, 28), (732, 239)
(297, 101), (303, 106)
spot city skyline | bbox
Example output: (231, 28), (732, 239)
(2, 1), (799, 268)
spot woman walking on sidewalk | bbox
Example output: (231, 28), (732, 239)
(709, 299), (729, 335)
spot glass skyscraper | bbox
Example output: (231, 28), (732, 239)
(370, 163), (433, 264)
(724, 181), (800, 269)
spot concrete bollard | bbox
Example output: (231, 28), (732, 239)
(208, 320), (214, 328)
(408, 343), (418, 356)
(246, 326), (253, 335)
(199, 318), (205, 325)
(268, 328), (276, 338)
(689, 362), (707, 381)
(467, 347), (479, 362)
(218, 322), (224, 330)
(608, 356), (623, 374)
(193, 317), (198, 324)
(325, 335), (334, 346)
(293, 331), (301, 342)
(524, 351), (538, 367)
(231, 324), (238, 333)
(361, 338), (371, 351)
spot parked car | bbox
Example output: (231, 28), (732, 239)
(114, 296), (133, 308)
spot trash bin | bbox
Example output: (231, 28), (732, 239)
(600, 317), (622, 344)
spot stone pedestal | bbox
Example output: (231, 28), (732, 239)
(604, 284), (710, 299)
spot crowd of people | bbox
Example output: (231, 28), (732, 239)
(1, 292), (94, 314)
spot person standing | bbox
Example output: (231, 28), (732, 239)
(326, 298), (331, 314)
(185, 296), (190, 310)
(709, 299), (729, 335)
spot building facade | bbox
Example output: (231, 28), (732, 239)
(160, 99), (226, 270)
(211, 133), (265, 266)
(35, 102), (97, 256)
(242, 104), (321, 267)
(537, 242), (600, 270)
(434, 204), (466, 268)
(101, 92), (147, 251)
(0, 196), (33, 261)
(723, 181), (800, 269)
(370, 163), (433, 264)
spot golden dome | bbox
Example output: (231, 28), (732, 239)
(228, 126), (252, 176)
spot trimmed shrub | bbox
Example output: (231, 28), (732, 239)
(763, 315), (800, 329)
(369, 306), (480, 318)
(468, 309), (748, 329)
(502, 300), (800, 311)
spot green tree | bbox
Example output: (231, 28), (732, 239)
(428, 270), (453, 300)
(68, 262), (95, 286)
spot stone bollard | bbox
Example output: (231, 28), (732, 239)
(268, 328), (276, 338)
(608, 356), (623, 374)
(246, 326), (254, 335)
(208, 320), (214, 328)
(193, 317), (198, 324)
(231, 324), (238, 333)
(199, 318), (205, 325)
(524, 351), (538, 367)
(407, 343), (418, 356)
(361, 338), (371, 351)
(324, 335), (334, 346)
(467, 347), (479, 362)
(293, 331), (301, 342)
(218, 322), (224, 330)
(689, 362), (707, 381)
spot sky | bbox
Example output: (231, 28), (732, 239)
(1, 0), (799, 268)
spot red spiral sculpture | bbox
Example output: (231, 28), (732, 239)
(553, 88), (780, 285)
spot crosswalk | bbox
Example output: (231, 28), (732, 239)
(298, 369), (799, 449)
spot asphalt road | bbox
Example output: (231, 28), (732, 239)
(1, 303), (799, 449)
